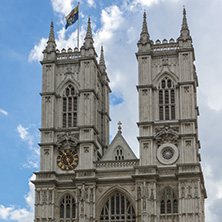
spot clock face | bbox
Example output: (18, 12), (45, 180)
(57, 149), (78, 171)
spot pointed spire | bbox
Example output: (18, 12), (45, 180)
(48, 20), (55, 43)
(81, 17), (97, 56)
(44, 20), (56, 55)
(137, 11), (151, 51)
(181, 6), (189, 31)
(99, 45), (106, 69)
(141, 10), (149, 37)
(85, 17), (93, 40)
(178, 6), (191, 42)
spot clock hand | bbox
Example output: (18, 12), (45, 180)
(65, 156), (70, 165)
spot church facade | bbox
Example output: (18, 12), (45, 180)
(33, 9), (206, 222)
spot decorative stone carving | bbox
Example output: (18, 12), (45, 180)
(80, 183), (86, 202)
(48, 190), (52, 203)
(78, 171), (93, 177)
(142, 57), (147, 64)
(185, 140), (191, 147)
(142, 182), (148, 198)
(90, 188), (93, 202)
(187, 186), (192, 198)
(184, 86), (190, 93)
(137, 186), (141, 199)
(181, 186), (185, 198)
(84, 147), (89, 153)
(157, 143), (179, 165)
(58, 175), (75, 180)
(194, 186), (198, 198)
(46, 65), (52, 72)
(143, 199), (146, 210)
(150, 188), (154, 201)
(44, 149), (49, 155)
(45, 96), (51, 103)
(84, 62), (90, 68)
(154, 125), (179, 145)
(138, 168), (153, 174)
(36, 191), (40, 204)
(143, 143), (149, 149)
(142, 89), (148, 96)
(162, 56), (169, 66)
(95, 160), (139, 168)
(84, 93), (89, 99)
(42, 190), (47, 204)
(56, 132), (79, 149)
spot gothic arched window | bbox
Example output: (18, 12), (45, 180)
(60, 195), (76, 220)
(158, 77), (175, 120)
(160, 187), (178, 214)
(115, 147), (124, 160)
(62, 85), (78, 128)
(100, 192), (135, 222)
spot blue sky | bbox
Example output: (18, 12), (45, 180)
(0, 0), (222, 221)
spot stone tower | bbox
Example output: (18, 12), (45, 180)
(136, 9), (206, 221)
(33, 9), (206, 222)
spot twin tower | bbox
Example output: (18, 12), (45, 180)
(33, 9), (206, 222)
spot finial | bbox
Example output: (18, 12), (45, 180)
(138, 10), (150, 44)
(99, 45), (106, 68)
(142, 11), (149, 35)
(49, 20), (55, 42)
(181, 6), (189, 30)
(85, 17), (93, 40)
(117, 121), (122, 133)
(43, 20), (56, 55)
(177, 6), (192, 45)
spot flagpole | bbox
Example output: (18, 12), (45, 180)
(77, 2), (80, 50)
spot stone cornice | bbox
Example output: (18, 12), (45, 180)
(78, 125), (99, 134)
(40, 92), (60, 98)
(136, 84), (155, 91)
(79, 89), (99, 100)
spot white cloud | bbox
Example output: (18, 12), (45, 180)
(0, 108), (8, 116)
(135, 0), (163, 7)
(133, 0), (181, 7)
(17, 124), (33, 145)
(0, 205), (13, 219)
(87, 0), (96, 8)
(51, 0), (73, 16)
(28, 38), (47, 62)
(100, 5), (124, 34)
(17, 124), (40, 168)
(0, 175), (35, 222)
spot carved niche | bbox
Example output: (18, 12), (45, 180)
(154, 125), (179, 146)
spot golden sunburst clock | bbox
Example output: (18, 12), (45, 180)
(57, 149), (78, 171)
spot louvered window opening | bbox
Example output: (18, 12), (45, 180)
(158, 77), (175, 120)
(115, 148), (124, 160)
(100, 192), (135, 222)
(63, 85), (78, 128)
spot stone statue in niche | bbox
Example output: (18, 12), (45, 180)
(80, 183), (86, 202)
